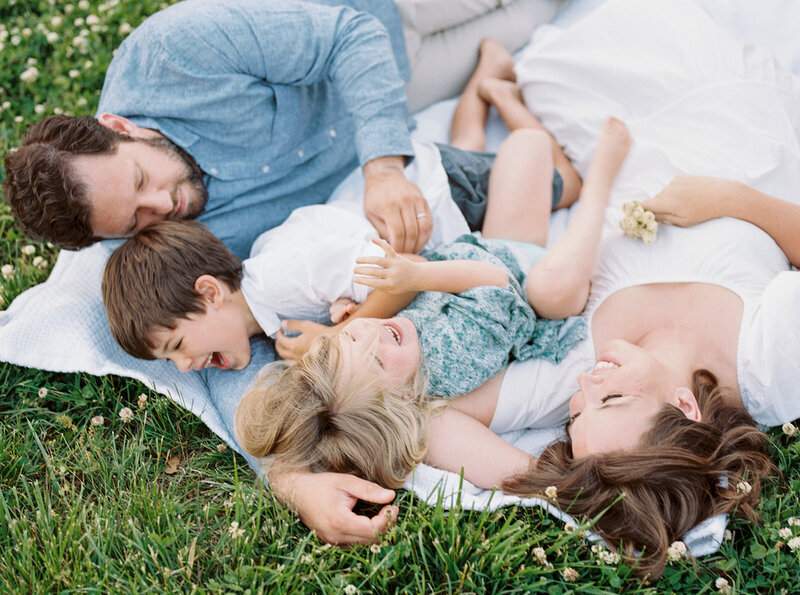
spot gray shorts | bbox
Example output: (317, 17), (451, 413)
(436, 143), (564, 231)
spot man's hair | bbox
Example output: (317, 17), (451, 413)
(3, 115), (130, 250)
(235, 333), (441, 489)
(503, 370), (775, 579)
(102, 220), (242, 360)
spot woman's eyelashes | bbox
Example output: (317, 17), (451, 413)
(571, 393), (623, 423)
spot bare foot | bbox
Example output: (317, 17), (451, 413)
(475, 38), (516, 83)
(584, 117), (632, 191)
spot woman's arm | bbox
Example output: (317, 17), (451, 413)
(642, 175), (800, 268)
(425, 407), (533, 489)
(354, 238), (507, 295)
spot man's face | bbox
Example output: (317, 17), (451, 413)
(71, 136), (208, 237)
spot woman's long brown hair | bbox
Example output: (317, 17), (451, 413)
(503, 370), (775, 579)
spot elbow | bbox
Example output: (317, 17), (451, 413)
(526, 267), (589, 319)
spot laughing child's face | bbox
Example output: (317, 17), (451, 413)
(340, 317), (421, 388)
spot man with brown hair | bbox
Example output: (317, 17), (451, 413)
(3, 0), (432, 259)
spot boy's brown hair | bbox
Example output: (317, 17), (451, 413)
(102, 220), (242, 360)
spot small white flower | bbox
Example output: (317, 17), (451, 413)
(14, 115), (23, 123)
(46, 31), (59, 43)
(73, 17), (84, 27)
(343, 585), (358, 595)
(2, 264), (15, 280)
(78, 0), (90, 9)
(21, 245), (36, 256)
(544, 485), (558, 500)
(601, 550), (620, 565)
(216, 443), (228, 453)
(779, 527), (792, 540)
(20, 66), (39, 83)
(38, 387), (48, 398)
(666, 540), (687, 562)
(0, 295), (5, 307)
(91, 415), (104, 426)
(788, 536), (800, 551)
(370, 543), (380, 554)
(69, 69), (80, 78)
(76, 97), (88, 107)
(228, 521), (244, 539)
(137, 393), (148, 409)
(26, 57), (37, 66)
(34, 104), (45, 115)
(118, 407), (134, 423)
(561, 567), (579, 582)
(119, 22), (132, 35)
(789, 517), (800, 527)
(73, 36), (88, 48)
(564, 523), (576, 534)
(2, 101), (10, 110)
(735, 481), (752, 495)
(532, 546), (547, 565)
(85, 14), (100, 26)
(36, 259), (49, 271)
(11, 35), (21, 46)
(782, 422), (798, 437)
(591, 544), (604, 554)
(620, 200), (658, 244)
(84, 60), (93, 69)
(50, 16), (63, 28)
(715, 577), (730, 594)
(724, 529), (733, 541)
(300, 554), (312, 564)
(65, 5), (74, 14)
(33, 256), (44, 268)
(22, 27), (32, 37)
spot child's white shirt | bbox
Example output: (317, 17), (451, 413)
(240, 140), (469, 337)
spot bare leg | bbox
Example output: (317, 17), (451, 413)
(449, 39), (516, 152)
(479, 78), (582, 208)
(525, 118), (632, 319)
(481, 129), (554, 246)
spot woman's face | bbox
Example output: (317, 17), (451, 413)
(566, 339), (695, 457)
(340, 317), (421, 389)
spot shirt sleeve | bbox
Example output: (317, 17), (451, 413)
(102, 0), (413, 166)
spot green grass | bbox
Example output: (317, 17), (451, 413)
(1, 0), (799, 592)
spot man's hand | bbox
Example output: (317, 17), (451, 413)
(275, 320), (333, 360)
(641, 174), (731, 226)
(363, 155), (432, 254)
(353, 238), (421, 294)
(270, 469), (398, 545)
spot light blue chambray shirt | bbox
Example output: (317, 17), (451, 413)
(96, 0), (414, 258)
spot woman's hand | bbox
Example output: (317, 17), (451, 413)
(275, 320), (333, 360)
(641, 175), (733, 226)
(353, 238), (422, 294)
(269, 468), (398, 545)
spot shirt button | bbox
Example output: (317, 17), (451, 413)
(297, 150), (304, 158)
(329, 129), (336, 138)
(262, 165), (270, 174)
(208, 167), (218, 175)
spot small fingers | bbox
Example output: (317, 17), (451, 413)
(353, 276), (384, 289)
(353, 265), (386, 278)
(354, 256), (388, 267)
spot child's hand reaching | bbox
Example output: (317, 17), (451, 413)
(353, 238), (422, 294)
(329, 297), (359, 324)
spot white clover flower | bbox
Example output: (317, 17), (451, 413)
(370, 543), (381, 554)
(46, 31), (59, 43)
(26, 57), (37, 66)
(11, 35), (21, 46)
(76, 97), (88, 107)
(789, 517), (800, 527)
(72, 36), (88, 48)
(2, 264), (15, 280)
(84, 60), (93, 69)
(118, 407), (134, 423)
(216, 443), (228, 453)
(22, 27), (32, 37)
(38, 387), (48, 398)
(91, 415), (104, 426)
(86, 14), (100, 26)
(34, 104), (45, 115)
(32, 256), (44, 268)
(137, 393), (148, 409)
(532, 546), (547, 565)
(20, 67), (39, 83)
(590, 544), (604, 554)
(343, 584), (358, 595)
(69, 69), (80, 78)
(65, 4), (74, 14)
(2, 101), (10, 110)
(14, 115), (23, 123)
(50, 15), (63, 28)
(788, 536), (800, 551)
(620, 200), (658, 244)
(600, 550), (620, 565)
(228, 521), (244, 539)
(735, 481), (752, 495)
(544, 485), (558, 500)
(73, 17), (84, 27)
(78, 0), (90, 10)
(21, 245), (36, 256)
(561, 567), (579, 582)
(666, 540), (687, 562)
(0, 30), (7, 41)
(715, 577), (730, 594)
(779, 527), (792, 540)
(79, 28), (89, 37)
(119, 22), (132, 35)
(782, 422), (798, 437)
(37, 258), (49, 271)
(564, 523), (576, 534)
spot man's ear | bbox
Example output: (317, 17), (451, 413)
(97, 113), (140, 135)
(194, 275), (225, 310)
(673, 387), (702, 422)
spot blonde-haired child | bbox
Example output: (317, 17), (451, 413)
(235, 118), (632, 489)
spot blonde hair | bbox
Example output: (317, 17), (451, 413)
(234, 333), (441, 488)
